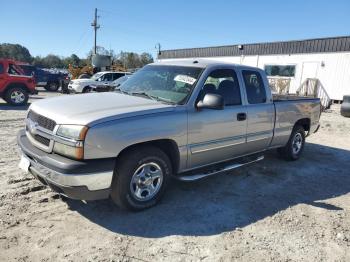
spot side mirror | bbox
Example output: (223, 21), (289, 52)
(197, 93), (224, 110)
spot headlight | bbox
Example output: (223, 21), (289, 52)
(56, 125), (88, 140)
(54, 125), (88, 159)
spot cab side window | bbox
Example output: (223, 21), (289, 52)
(102, 73), (113, 81)
(0, 63), (4, 74)
(242, 70), (266, 104)
(201, 69), (241, 106)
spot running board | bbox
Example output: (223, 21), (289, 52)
(177, 155), (264, 182)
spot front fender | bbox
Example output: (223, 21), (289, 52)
(84, 108), (187, 160)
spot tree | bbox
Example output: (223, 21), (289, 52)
(140, 52), (154, 65)
(42, 54), (64, 68)
(86, 46), (113, 61)
(0, 43), (32, 63)
(32, 56), (44, 67)
(62, 54), (81, 67)
(115, 51), (154, 70)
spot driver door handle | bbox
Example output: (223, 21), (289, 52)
(237, 113), (247, 121)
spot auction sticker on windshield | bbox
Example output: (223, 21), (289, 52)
(174, 74), (197, 85)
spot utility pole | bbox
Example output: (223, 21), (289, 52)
(155, 43), (161, 56)
(91, 8), (100, 54)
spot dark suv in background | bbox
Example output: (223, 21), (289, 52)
(19, 64), (69, 91)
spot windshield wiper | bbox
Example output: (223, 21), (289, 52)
(129, 91), (174, 104)
(114, 87), (129, 95)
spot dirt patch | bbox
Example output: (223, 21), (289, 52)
(0, 93), (349, 261)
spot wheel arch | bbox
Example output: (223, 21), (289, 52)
(116, 139), (180, 174)
(294, 118), (310, 133)
(82, 85), (91, 93)
(3, 82), (30, 94)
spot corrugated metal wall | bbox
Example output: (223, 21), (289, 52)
(158, 36), (350, 59)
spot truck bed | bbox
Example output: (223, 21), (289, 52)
(272, 94), (319, 102)
(269, 95), (321, 148)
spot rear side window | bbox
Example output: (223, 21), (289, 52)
(242, 70), (266, 104)
(113, 73), (124, 80)
(0, 63), (3, 74)
(201, 69), (241, 106)
(19, 65), (35, 76)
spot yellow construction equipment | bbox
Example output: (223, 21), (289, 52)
(68, 64), (94, 79)
(68, 63), (127, 79)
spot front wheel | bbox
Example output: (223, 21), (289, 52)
(82, 86), (92, 93)
(110, 146), (172, 211)
(277, 125), (305, 161)
(4, 87), (29, 106)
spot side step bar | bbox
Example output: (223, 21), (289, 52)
(177, 155), (264, 182)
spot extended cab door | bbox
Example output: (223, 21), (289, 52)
(188, 68), (247, 168)
(240, 70), (274, 152)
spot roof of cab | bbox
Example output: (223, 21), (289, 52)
(151, 59), (263, 71)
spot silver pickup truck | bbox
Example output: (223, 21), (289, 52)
(18, 60), (321, 210)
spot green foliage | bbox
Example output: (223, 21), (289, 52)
(0, 43), (33, 63)
(114, 51), (154, 69)
(0, 43), (153, 69)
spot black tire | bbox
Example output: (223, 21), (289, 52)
(340, 95), (350, 117)
(82, 86), (92, 93)
(45, 81), (59, 92)
(277, 125), (305, 161)
(4, 87), (29, 106)
(110, 146), (172, 211)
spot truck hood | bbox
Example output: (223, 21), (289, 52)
(29, 93), (174, 126)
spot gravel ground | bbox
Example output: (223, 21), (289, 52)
(0, 90), (349, 262)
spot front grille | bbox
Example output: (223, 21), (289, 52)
(28, 110), (56, 131)
(33, 134), (50, 146)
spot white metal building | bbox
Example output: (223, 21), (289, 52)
(158, 36), (350, 101)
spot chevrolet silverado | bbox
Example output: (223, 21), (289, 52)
(17, 60), (321, 210)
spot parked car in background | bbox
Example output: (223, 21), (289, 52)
(0, 59), (36, 106)
(18, 64), (68, 92)
(17, 60), (321, 211)
(68, 71), (131, 93)
(90, 75), (132, 92)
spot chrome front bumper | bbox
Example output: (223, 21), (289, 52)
(17, 130), (115, 200)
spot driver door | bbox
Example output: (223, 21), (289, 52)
(188, 68), (247, 168)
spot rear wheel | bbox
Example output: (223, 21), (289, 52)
(45, 81), (59, 92)
(4, 87), (29, 106)
(110, 146), (172, 211)
(277, 125), (305, 161)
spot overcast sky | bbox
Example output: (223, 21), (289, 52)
(1, 0), (349, 58)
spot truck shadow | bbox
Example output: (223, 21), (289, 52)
(0, 103), (30, 111)
(67, 142), (350, 237)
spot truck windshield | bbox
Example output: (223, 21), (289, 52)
(91, 72), (104, 80)
(119, 65), (203, 104)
